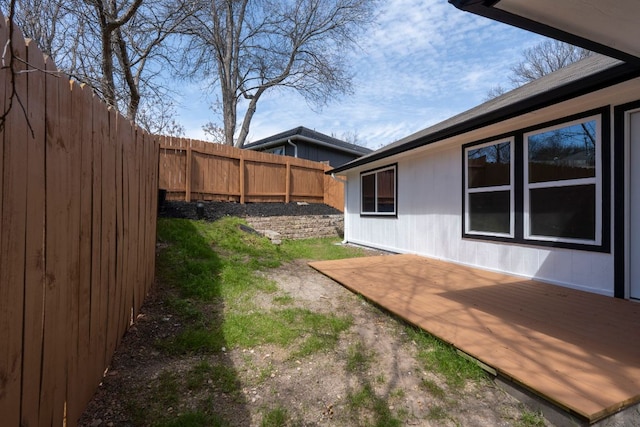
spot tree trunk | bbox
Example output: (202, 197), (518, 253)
(235, 88), (264, 148)
(114, 27), (140, 121)
(222, 95), (236, 146)
(98, 17), (116, 108)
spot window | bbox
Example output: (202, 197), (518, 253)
(267, 146), (285, 155)
(462, 110), (608, 251)
(361, 165), (396, 215)
(524, 116), (601, 244)
(464, 139), (514, 236)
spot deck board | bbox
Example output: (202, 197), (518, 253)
(309, 254), (640, 423)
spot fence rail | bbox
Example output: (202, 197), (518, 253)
(158, 136), (344, 211)
(0, 16), (159, 427)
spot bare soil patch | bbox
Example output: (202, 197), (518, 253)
(79, 256), (550, 426)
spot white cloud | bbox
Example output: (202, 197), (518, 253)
(178, 0), (548, 149)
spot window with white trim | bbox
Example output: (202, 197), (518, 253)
(462, 109), (608, 252)
(524, 116), (601, 244)
(361, 165), (396, 215)
(464, 139), (514, 236)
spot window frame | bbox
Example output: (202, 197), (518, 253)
(523, 114), (602, 246)
(266, 146), (285, 155)
(464, 137), (515, 238)
(461, 107), (610, 253)
(360, 164), (397, 217)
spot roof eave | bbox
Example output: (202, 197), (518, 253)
(449, 0), (640, 66)
(245, 135), (371, 156)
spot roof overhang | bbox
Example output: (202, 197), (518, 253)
(245, 135), (370, 157)
(450, 0), (640, 66)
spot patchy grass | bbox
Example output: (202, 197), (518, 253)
(346, 340), (376, 373)
(186, 361), (239, 395)
(260, 407), (290, 427)
(406, 326), (487, 389)
(517, 410), (547, 427)
(346, 384), (404, 427)
(125, 369), (231, 427)
(272, 294), (294, 305)
(109, 216), (545, 427)
(427, 405), (450, 422)
(156, 218), (354, 357)
(222, 308), (352, 355)
(279, 238), (369, 261)
(155, 411), (227, 427)
(145, 217), (368, 426)
(420, 378), (446, 399)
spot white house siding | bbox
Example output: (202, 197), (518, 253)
(344, 143), (615, 296)
(341, 78), (640, 297)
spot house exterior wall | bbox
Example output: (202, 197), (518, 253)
(257, 142), (361, 166)
(297, 143), (361, 166)
(342, 78), (640, 297)
(344, 146), (614, 295)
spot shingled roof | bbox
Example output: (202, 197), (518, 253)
(243, 126), (372, 156)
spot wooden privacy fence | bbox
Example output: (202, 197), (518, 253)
(158, 137), (345, 211)
(0, 16), (159, 427)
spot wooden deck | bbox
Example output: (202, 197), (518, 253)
(309, 254), (640, 423)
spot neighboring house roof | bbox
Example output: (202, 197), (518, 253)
(330, 54), (640, 174)
(243, 126), (373, 157)
(450, 0), (640, 66)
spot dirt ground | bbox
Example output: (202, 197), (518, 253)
(78, 255), (550, 427)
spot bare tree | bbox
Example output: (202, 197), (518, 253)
(3, 0), (192, 124)
(81, 0), (197, 121)
(485, 40), (591, 100)
(137, 101), (186, 136)
(202, 121), (226, 144)
(0, 0), (68, 57)
(332, 129), (361, 145)
(483, 84), (508, 102)
(181, 0), (378, 148)
(82, 0), (143, 113)
(509, 40), (591, 87)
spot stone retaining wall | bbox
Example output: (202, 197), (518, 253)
(246, 215), (344, 240)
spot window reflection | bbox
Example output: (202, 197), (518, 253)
(361, 166), (396, 215)
(529, 185), (596, 240)
(468, 191), (510, 234)
(467, 141), (511, 188)
(528, 120), (596, 183)
(361, 173), (375, 212)
(465, 140), (512, 236)
(377, 169), (395, 212)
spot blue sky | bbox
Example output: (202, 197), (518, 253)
(173, 0), (547, 149)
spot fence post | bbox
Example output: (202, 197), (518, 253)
(185, 147), (192, 202)
(285, 160), (291, 203)
(239, 154), (245, 204)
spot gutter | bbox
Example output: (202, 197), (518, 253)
(330, 173), (348, 244)
(330, 173), (347, 184)
(287, 138), (298, 158)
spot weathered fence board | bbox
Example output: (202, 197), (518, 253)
(0, 14), (160, 427)
(0, 21), (28, 427)
(22, 37), (47, 427)
(77, 83), (95, 420)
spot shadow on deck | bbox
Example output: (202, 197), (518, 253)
(309, 254), (640, 426)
